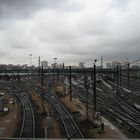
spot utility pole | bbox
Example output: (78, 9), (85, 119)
(5, 68), (7, 82)
(62, 63), (65, 76)
(116, 65), (119, 94)
(69, 66), (72, 101)
(31, 66), (33, 80)
(136, 63), (138, 79)
(41, 65), (44, 86)
(91, 67), (94, 116)
(12, 68), (15, 79)
(53, 58), (57, 85)
(63, 63), (65, 69)
(32, 67), (35, 82)
(41, 65), (45, 116)
(127, 63), (130, 86)
(18, 68), (20, 80)
(94, 59), (97, 112)
(84, 69), (89, 124)
(38, 56), (41, 83)
(120, 66), (122, 87)
(57, 69), (59, 85)
(53, 67), (55, 84)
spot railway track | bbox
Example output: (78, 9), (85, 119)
(16, 90), (35, 138)
(25, 80), (84, 139)
(97, 80), (140, 132)
(68, 78), (140, 136)
(47, 93), (83, 139)
(74, 86), (140, 135)
(1, 81), (36, 138)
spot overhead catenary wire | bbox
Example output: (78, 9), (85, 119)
(120, 58), (140, 68)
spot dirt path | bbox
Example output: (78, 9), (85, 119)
(0, 90), (21, 137)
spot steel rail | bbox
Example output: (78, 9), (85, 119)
(10, 87), (35, 138)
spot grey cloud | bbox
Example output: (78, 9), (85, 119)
(0, 0), (139, 65)
(0, 0), (68, 19)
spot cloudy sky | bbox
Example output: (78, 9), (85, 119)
(0, 0), (140, 66)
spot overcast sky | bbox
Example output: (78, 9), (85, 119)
(0, 0), (140, 66)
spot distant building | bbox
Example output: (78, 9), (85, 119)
(112, 61), (121, 68)
(7, 64), (14, 69)
(64, 65), (78, 69)
(131, 64), (140, 69)
(51, 63), (63, 69)
(78, 62), (85, 69)
(121, 61), (129, 68)
(41, 60), (48, 69)
(106, 61), (122, 69)
(21, 64), (28, 69)
(71, 66), (78, 69)
(51, 63), (56, 69)
(106, 62), (112, 69)
(0, 64), (7, 70)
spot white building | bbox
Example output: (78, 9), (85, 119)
(41, 60), (48, 69)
